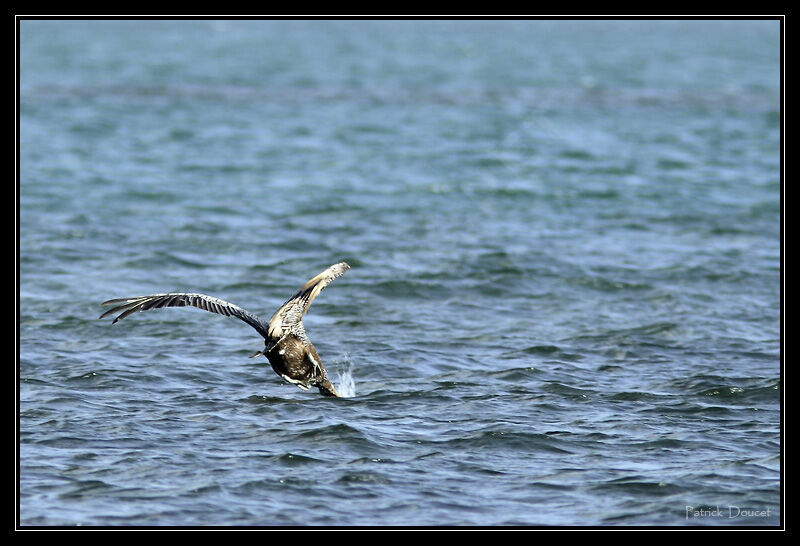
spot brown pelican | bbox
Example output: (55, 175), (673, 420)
(99, 262), (350, 397)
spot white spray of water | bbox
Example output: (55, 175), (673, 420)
(334, 354), (357, 398)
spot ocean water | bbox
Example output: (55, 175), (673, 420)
(18, 19), (781, 526)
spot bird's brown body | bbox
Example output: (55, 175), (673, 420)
(266, 335), (338, 397)
(100, 262), (350, 397)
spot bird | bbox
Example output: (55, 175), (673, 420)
(99, 262), (350, 397)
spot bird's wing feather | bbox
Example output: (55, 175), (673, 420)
(267, 262), (349, 344)
(99, 293), (270, 339)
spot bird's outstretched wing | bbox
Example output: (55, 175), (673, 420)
(99, 293), (270, 339)
(267, 262), (350, 344)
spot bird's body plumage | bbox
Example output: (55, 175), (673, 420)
(100, 262), (350, 397)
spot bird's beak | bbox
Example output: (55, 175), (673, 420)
(318, 380), (340, 397)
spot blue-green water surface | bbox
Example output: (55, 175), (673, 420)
(19, 20), (781, 526)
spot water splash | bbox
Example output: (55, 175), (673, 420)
(334, 354), (356, 398)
